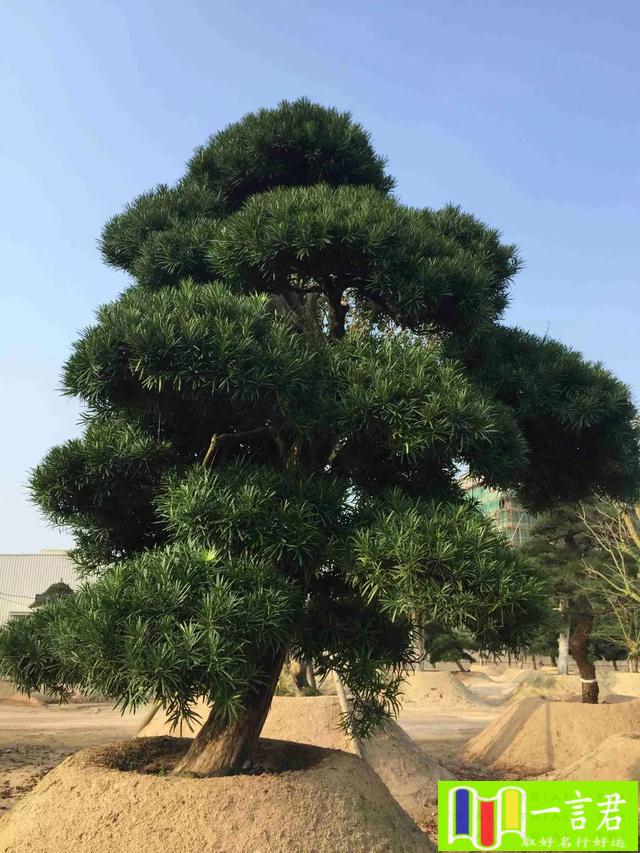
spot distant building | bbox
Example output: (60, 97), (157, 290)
(0, 550), (79, 627)
(459, 475), (535, 546)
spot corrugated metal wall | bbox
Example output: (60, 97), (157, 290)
(0, 552), (79, 626)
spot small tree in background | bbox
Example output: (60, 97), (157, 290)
(30, 581), (74, 609)
(523, 502), (640, 699)
(0, 100), (638, 774)
(523, 505), (606, 701)
(581, 503), (640, 671)
(418, 622), (476, 672)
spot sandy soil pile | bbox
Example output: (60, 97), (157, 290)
(469, 664), (510, 678)
(551, 733), (640, 780)
(455, 671), (492, 684)
(491, 668), (533, 684)
(139, 695), (449, 823)
(506, 672), (581, 702)
(359, 718), (449, 821)
(462, 696), (640, 775)
(0, 738), (433, 853)
(0, 682), (44, 707)
(138, 696), (351, 749)
(606, 672), (640, 697)
(264, 696), (353, 750)
(401, 671), (488, 709)
(0, 680), (109, 707)
(0, 703), (141, 815)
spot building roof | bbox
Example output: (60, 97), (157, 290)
(0, 551), (79, 626)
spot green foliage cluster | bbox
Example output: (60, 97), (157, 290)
(1, 98), (638, 738)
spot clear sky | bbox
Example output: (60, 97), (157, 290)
(1, 0), (638, 551)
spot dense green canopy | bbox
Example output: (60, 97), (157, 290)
(1, 99), (638, 743)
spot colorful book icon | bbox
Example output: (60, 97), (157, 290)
(448, 785), (527, 850)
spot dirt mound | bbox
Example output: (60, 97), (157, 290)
(359, 717), (450, 820)
(0, 738), (433, 853)
(506, 672), (580, 701)
(138, 696), (351, 749)
(462, 696), (640, 775)
(492, 668), (532, 684)
(454, 671), (493, 687)
(551, 733), (640, 780)
(0, 680), (44, 706)
(507, 672), (619, 703)
(264, 696), (352, 750)
(607, 673), (640, 697)
(401, 671), (488, 709)
(0, 680), (108, 707)
(138, 695), (449, 822)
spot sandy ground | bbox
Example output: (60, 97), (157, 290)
(0, 739), (433, 853)
(398, 671), (509, 768)
(0, 702), (141, 815)
(3, 669), (639, 830)
(399, 707), (500, 767)
(0, 686), (496, 820)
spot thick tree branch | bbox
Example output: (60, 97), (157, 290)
(202, 426), (272, 468)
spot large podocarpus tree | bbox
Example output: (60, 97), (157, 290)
(1, 100), (638, 775)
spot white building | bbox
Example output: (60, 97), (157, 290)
(0, 550), (79, 627)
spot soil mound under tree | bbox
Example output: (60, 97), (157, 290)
(454, 671), (493, 684)
(400, 671), (489, 709)
(0, 738), (433, 853)
(506, 671), (618, 703)
(550, 733), (640, 781)
(138, 695), (450, 823)
(462, 696), (640, 775)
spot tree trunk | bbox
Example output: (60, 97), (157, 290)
(557, 628), (570, 675)
(550, 654), (557, 668)
(532, 656), (538, 671)
(613, 660), (618, 671)
(455, 659), (467, 672)
(568, 598), (598, 704)
(173, 650), (285, 777)
(306, 660), (317, 691)
(557, 597), (570, 676)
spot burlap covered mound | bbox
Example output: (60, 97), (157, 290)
(462, 696), (640, 775)
(0, 737), (433, 853)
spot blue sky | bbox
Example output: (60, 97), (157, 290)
(1, 0), (638, 550)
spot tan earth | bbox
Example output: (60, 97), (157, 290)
(0, 738), (434, 853)
(454, 671), (492, 684)
(462, 695), (640, 775)
(0, 681), (45, 707)
(505, 671), (621, 703)
(0, 700), (141, 815)
(139, 694), (451, 823)
(3, 668), (640, 849)
(606, 672), (640, 697)
(400, 671), (489, 709)
(550, 733), (640, 780)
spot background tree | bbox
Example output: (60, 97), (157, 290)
(522, 503), (640, 700)
(522, 506), (604, 700)
(30, 581), (74, 609)
(0, 99), (638, 774)
(590, 627), (629, 672)
(580, 503), (640, 671)
(417, 621), (476, 672)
